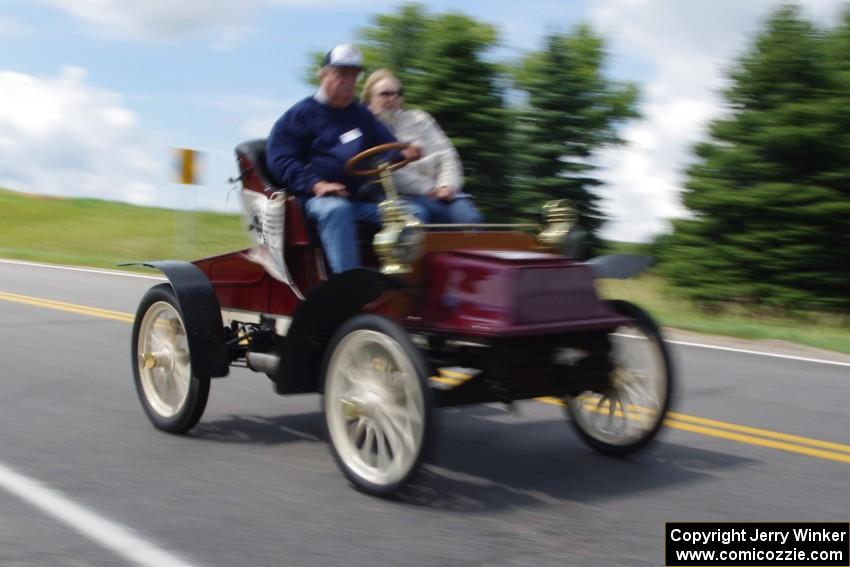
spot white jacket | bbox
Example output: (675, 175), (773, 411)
(376, 108), (464, 196)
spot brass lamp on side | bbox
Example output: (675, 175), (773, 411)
(342, 142), (425, 274)
(372, 166), (424, 275)
(538, 199), (578, 250)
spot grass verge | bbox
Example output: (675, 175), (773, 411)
(0, 188), (249, 270)
(599, 274), (850, 355)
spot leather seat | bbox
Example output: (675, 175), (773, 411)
(235, 139), (285, 193)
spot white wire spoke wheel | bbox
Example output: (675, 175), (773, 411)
(322, 314), (431, 496)
(132, 284), (209, 433)
(566, 300), (673, 456)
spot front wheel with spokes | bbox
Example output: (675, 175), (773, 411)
(566, 300), (673, 456)
(131, 284), (209, 434)
(322, 314), (432, 496)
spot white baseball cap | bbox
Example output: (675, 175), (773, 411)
(322, 43), (363, 69)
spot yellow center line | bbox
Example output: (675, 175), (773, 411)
(663, 420), (850, 465)
(2, 289), (849, 464)
(535, 396), (850, 464)
(0, 291), (134, 323)
(665, 410), (850, 455)
(438, 368), (475, 380)
(540, 396), (850, 455)
(431, 376), (465, 387)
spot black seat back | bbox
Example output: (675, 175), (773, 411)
(235, 139), (285, 192)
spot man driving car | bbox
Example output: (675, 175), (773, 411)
(266, 43), (420, 273)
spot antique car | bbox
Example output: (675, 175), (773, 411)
(130, 140), (674, 497)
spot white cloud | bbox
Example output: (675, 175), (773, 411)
(589, 0), (847, 242)
(0, 17), (30, 38)
(41, 0), (267, 45)
(0, 66), (161, 207)
(40, 0), (393, 45)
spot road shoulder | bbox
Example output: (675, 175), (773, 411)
(663, 327), (850, 365)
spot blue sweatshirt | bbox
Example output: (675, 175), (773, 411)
(265, 96), (397, 199)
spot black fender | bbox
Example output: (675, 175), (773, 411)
(585, 254), (653, 279)
(133, 261), (229, 378)
(279, 268), (407, 393)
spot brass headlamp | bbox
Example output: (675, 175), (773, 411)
(538, 199), (577, 248)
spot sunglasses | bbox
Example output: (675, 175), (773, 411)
(377, 88), (404, 97)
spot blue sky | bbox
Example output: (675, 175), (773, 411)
(1, 0), (846, 241)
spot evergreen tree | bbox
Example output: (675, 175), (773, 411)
(358, 3), (428, 87)
(304, 5), (429, 87)
(662, 4), (850, 311)
(512, 26), (638, 247)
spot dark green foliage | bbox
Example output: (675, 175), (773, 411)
(512, 26), (639, 249)
(662, 4), (850, 311)
(358, 3), (429, 86)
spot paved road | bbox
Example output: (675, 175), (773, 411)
(0, 259), (848, 567)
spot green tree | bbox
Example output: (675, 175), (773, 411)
(661, 4), (850, 311)
(358, 3), (429, 86)
(512, 26), (639, 247)
(305, 5), (429, 85)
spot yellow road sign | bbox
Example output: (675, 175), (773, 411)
(176, 148), (199, 185)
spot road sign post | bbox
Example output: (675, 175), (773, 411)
(174, 148), (202, 258)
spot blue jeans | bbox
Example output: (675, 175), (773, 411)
(304, 196), (381, 273)
(401, 194), (483, 224)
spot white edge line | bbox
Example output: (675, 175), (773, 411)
(0, 259), (166, 280)
(3, 259), (848, 368)
(667, 339), (850, 368)
(0, 461), (201, 567)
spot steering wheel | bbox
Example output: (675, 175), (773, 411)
(344, 142), (413, 177)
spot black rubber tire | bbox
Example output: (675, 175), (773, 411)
(566, 299), (674, 456)
(321, 314), (433, 497)
(131, 283), (210, 434)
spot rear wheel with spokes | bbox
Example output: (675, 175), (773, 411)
(566, 300), (673, 456)
(132, 284), (209, 434)
(322, 314), (432, 496)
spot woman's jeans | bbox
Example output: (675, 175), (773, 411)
(400, 194), (483, 225)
